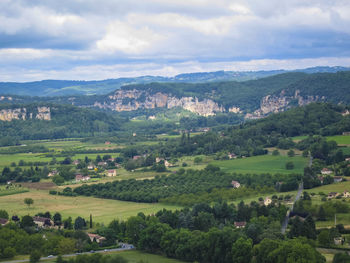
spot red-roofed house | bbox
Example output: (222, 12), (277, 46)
(88, 233), (106, 244)
(0, 218), (9, 226)
(107, 169), (117, 177)
(321, 168), (333, 175)
(234, 221), (246, 228)
(231, 181), (241, 188)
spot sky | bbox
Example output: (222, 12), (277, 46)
(1, 0), (350, 82)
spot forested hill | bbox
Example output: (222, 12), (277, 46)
(0, 66), (348, 97)
(0, 103), (125, 143)
(1, 71), (350, 118)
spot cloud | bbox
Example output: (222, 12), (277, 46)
(0, 0), (350, 81)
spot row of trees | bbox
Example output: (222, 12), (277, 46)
(65, 166), (300, 203)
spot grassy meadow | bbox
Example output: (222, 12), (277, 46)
(0, 189), (181, 223)
(326, 135), (350, 145)
(211, 155), (308, 174)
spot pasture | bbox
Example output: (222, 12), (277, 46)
(211, 155), (308, 174)
(0, 189), (181, 223)
(326, 135), (350, 145)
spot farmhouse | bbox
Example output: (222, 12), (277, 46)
(231, 180), (241, 188)
(0, 218), (9, 226)
(133, 155), (142, 160)
(228, 153), (237, 159)
(88, 233), (106, 244)
(107, 169), (117, 177)
(234, 221), (246, 228)
(73, 160), (80, 165)
(87, 164), (95, 170)
(334, 176), (343, 183)
(343, 190), (350, 198)
(264, 197), (272, 206)
(47, 170), (58, 177)
(105, 141), (111, 145)
(97, 161), (107, 167)
(334, 237), (344, 245)
(345, 157), (350, 162)
(321, 168), (333, 175)
(75, 174), (90, 182)
(33, 216), (53, 228)
(328, 192), (339, 199)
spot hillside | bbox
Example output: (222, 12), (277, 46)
(0, 66), (348, 97)
(0, 103), (125, 143)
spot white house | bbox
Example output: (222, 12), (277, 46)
(264, 197), (272, 206)
(231, 181), (241, 188)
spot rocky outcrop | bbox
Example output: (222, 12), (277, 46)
(0, 106), (51, 121)
(245, 90), (324, 119)
(95, 89), (224, 116)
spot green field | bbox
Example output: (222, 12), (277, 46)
(326, 135), (350, 145)
(0, 190), (181, 223)
(211, 155), (308, 174)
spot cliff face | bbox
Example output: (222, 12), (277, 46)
(95, 89), (225, 116)
(245, 90), (324, 119)
(0, 106), (51, 121)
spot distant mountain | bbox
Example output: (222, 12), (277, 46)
(0, 66), (349, 96)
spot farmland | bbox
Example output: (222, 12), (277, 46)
(0, 189), (181, 223)
(211, 155), (308, 174)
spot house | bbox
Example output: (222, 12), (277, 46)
(75, 174), (90, 182)
(47, 170), (58, 177)
(105, 141), (111, 145)
(264, 197), (272, 206)
(133, 155), (142, 160)
(328, 192), (339, 199)
(231, 180), (241, 188)
(33, 216), (53, 228)
(343, 190), (350, 198)
(87, 164), (95, 170)
(234, 221), (246, 228)
(345, 157), (350, 162)
(317, 176), (324, 184)
(0, 218), (9, 226)
(290, 215), (306, 222)
(88, 233), (106, 244)
(97, 161), (107, 167)
(108, 158), (115, 162)
(107, 169), (117, 177)
(334, 237), (344, 245)
(73, 160), (80, 165)
(334, 176), (343, 183)
(321, 168), (333, 175)
(228, 153), (237, 159)
(156, 157), (164, 163)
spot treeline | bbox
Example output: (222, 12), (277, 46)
(63, 166), (300, 203)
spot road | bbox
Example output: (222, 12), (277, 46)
(281, 156), (312, 234)
(1, 244), (134, 263)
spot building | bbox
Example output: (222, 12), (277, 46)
(264, 197), (272, 206)
(231, 180), (241, 188)
(228, 153), (237, 159)
(317, 176), (324, 184)
(33, 216), (53, 228)
(107, 169), (117, 177)
(97, 161), (107, 167)
(345, 157), (350, 162)
(88, 233), (106, 244)
(234, 221), (246, 228)
(334, 176), (343, 183)
(47, 170), (58, 177)
(133, 155), (142, 160)
(75, 174), (90, 182)
(321, 168), (333, 175)
(73, 160), (80, 165)
(105, 141), (111, 145)
(87, 164), (95, 170)
(343, 190), (350, 198)
(0, 218), (9, 226)
(334, 237), (344, 245)
(328, 192), (339, 199)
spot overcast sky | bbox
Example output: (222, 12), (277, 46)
(1, 0), (350, 81)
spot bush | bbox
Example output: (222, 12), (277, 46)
(285, 162), (294, 170)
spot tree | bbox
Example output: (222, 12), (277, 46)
(20, 215), (35, 228)
(285, 161), (294, 170)
(287, 149), (295, 157)
(318, 206), (327, 221)
(53, 212), (62, 226)
(90, 214), (93, 228)
(52, 175), (64, 185)
(57, 238), (75, 255)
(2, 247), (16, 259)
(24, 198), (34, 208)
(29, 250), (41, 263)
(318, 229), (331, 247)
(74, 216), (86, 230)
(232, 237), (253, 263)
(272, 149), (280, 156)
(332, 253), (350, 263)
(0, 209), (9, 219)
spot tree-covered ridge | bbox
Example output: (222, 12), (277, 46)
(0, 103), (125, 141)
(113, 71), (350, 111)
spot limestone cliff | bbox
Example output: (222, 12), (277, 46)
(245, 90), (324, 119)
(0, 106), (51, 121)
(95, 89), (225, 116)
